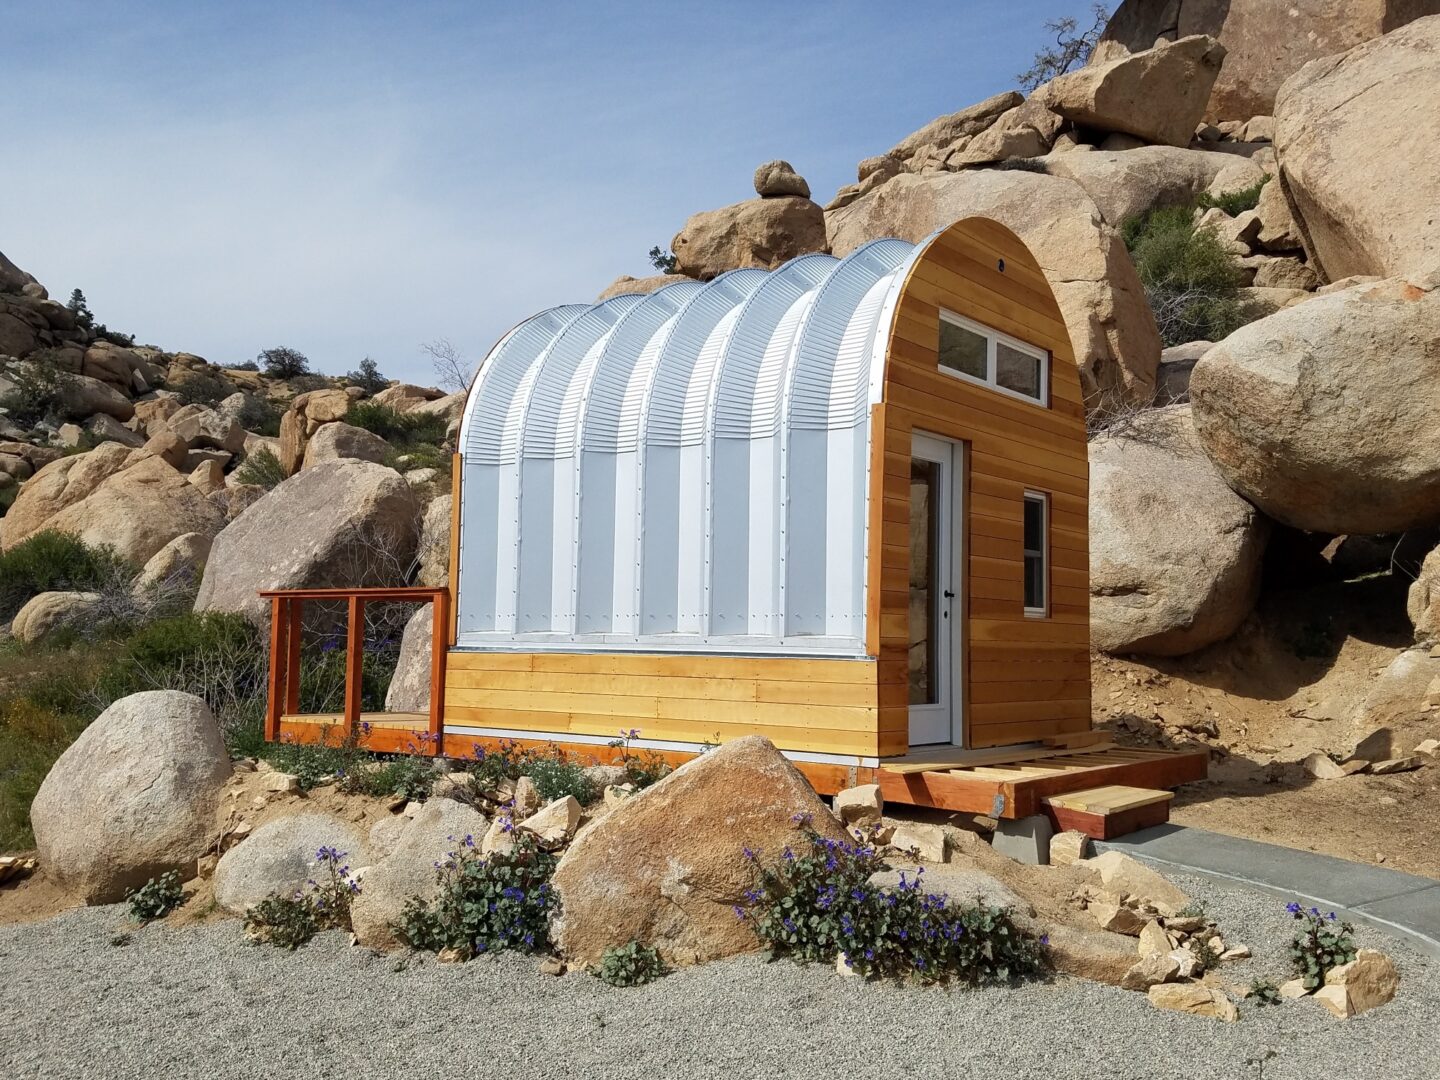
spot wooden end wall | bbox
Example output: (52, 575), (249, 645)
(443, 651), (884, 757)
(873, 218), (1091, 754)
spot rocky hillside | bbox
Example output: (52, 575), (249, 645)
(603, 12), (1440, 822)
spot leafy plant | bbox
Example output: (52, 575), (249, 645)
(1195, 176), (1269, 217)
(0, 530), (133, 624)
(1287, 903), (1356, 990)
(648, 246), (678, 274)
(233, 395), (282, 436)
(607, 728), (671, 790)
(0, 355), (75, 428)
(66, 289), (133, 346)
(993, 157), (1049, 173)
(465, 740), (598, 805)
(244, 846), (360, 949)
(1123, 204), (1252, 347)
(1016, 2), (1109, 90)
(345, 357), (389, 394)
(256, 346), (311, 380)
(233, 447), (287, 490)
(740, 826), (1046, 984)
(394, 831), (559, 959)
(345, 401), (448, 446)
(1186, 934), (1222, 974)
(173, 371), (232, 407)
(126, 870), (185, 923)
(1248, 977), (1283, 1007)
(594, 941), (668, 986)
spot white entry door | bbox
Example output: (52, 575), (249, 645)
(907, 433), (963, 747)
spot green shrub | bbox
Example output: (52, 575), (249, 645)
(345, 357), (388, 394)
(608, 729), (671, 790)
(346, 401), (448, 446)
(648, 246), (678, 274)
(394, 831), (558, 958)
(740, 826), (1046, 984)
(0, 356), (74, 429)
(1195, 175), (1269, 217)
(0, 530), (133, 623)
(1287, 903), (1356, 990)
(127, 870), (185, 923)
(233, 447), (287, 490)
(233, 396), (282, 437)
(173, 371), (231, 407)
(466, 740), (597, 805)
(245, 846), (359, 949)
(993, 157), (1049, 173)
(1123, 205), (1252, 347)
(594, 941), (668, 986)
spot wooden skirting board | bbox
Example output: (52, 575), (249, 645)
(1044, 785), (1175, 840)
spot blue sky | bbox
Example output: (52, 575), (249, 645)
(3, 1), (1096, 383)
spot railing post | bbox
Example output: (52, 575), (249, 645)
(285, 598), (303, 716)
(344, 595), (365, 740)
(428, 589), (449, 756)
(265, 595), (286, 742)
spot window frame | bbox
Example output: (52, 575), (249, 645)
(937, 309), (1050, 407)
(1022, 490), (1049, 618)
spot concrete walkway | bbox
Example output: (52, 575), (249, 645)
(1095, 825), (1440, 957)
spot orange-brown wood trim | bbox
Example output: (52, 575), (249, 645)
(448, 453), (461, 647)
(343, 595), (365, 739)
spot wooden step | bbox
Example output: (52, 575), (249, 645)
(1042, 785), (1174, 841)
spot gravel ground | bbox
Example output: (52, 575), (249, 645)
(1, 874), (1435, 1080)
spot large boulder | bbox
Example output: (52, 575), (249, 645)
(371, 384), (443, 413)
(1408, 545), (1440, 645)
(887, 90), (1024, 161)
(753, 160), (810, 199)
(1274, 16), (1440, 282)
(166, 404), (246, 454)
(1090, 405), (1267, 656)
(10, 591), (104, 644)
(30, 691), (231, 903)
(597, 274), (689, 301)
(549, 736), (848, 967)
(213, 813), (367, 916)
(55, 372), (135, 422)
(301, 421), (391, 469)
(1191, 275), (1440, 534)
(671, 196), (827, 280)
(193, 460), (421, 626)
(826, 169), (1161, 403)
(134, 531), (213, 594)
(1, 447), (228, 564)
(1040, 147), (1265, 229)
(417, 493), (451, 588)
(1092, 0), (1440, 122)
(1041, 35), (1227, 148)
(384, 605), (433, 713)
(349, 799), (489, 950)
(947, 99), (1064, 167)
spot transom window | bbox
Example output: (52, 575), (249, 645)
(1023, 491), (1049, 617)
(937, 311), (1049, 405)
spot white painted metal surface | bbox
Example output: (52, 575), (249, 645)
(455, 240), (928, 655)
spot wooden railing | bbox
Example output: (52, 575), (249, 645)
(259, 586), (450, 754)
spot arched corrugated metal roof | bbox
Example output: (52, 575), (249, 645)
(455, 241), (924, 654)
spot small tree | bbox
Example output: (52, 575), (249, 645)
(66, 289), (95, 331)
(1016, 3), (1110, 91)
(648, 246), (678, 274)
(420, 338), (471, 393)
(345, 356), (388, 394)
(256, 346), (311, 380)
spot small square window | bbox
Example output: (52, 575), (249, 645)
(1023, 492), (1048, 616)
(997, 342), (1042, 401)
(939, 319), (987, 380)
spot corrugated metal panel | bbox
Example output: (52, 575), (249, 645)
(455, 240), (916, 654)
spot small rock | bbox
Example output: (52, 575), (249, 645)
(1146, 982), (1239, 1022)
(1049, 829), (1091, 866)
(1367, 756), (1422, 775)
(1138, 920), (1172, 957)
(385, 793), (408, 812)
(1413, 738), (1440, 757)
(1278, 977), (1310, 999)
(1325, 948), (1399, 1015)
(1303, 752), (1350, 780)
(832, 784), (882, 827)
(1219, 944), (1251, 961)
(889, 822), (946, 862)
(1084, 851), (1192, 917)
(835, 952), (860, 978)
(582, 764), (630, 788)
(1121, 950), (1182, 991)
(518, 795), (581, 848)
(1164, 915), (1206, 934)
(437, 946), (467, 964)
(264, 773), (301, 794)
(1090, 901), (1148, 936)
(513, 776), (541, 818)
(1314, 983), (1354, 1019)
(1170, 947), (1201, 980)
(753, 160), (810, 199)
(538, 956), (566, 977)
(196, 852), (219, 879)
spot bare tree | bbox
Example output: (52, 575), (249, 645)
(1017, 3), (1112, 91)
(421, 338), (473, 393)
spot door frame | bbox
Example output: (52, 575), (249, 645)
(907, 431), (965, 748)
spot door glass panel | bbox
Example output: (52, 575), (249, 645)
(908, 459), (939, 705)
(996, 341), (1042, 400)
(939, 318), (987, 380)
